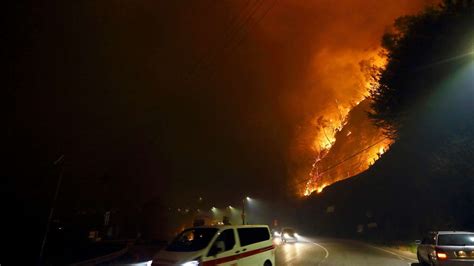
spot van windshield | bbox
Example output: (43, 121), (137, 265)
(166, 228), (218, 252)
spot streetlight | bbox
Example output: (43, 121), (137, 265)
(241, 196), (251, 225)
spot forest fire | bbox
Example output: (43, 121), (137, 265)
(302, 102), (393, 196)
(255, 0), (434, 197)
(301, 55), (393, 197)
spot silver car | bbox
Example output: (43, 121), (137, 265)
(280, 227), (298, 243)
(417, 231), (474, 265)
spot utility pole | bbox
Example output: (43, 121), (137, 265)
(39, 154), (65, 264)
(241, 198), (246, 225)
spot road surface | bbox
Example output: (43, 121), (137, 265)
(275, 238), (419, 266)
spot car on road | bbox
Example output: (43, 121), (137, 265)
(417, 231), (474, 265)
(153, 225), (275, 266)
(280, 227), (298, 243)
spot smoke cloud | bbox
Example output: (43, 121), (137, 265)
(11, 0), (438, 206)
(243, 0), (437, 194)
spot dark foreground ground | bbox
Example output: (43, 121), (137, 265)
(276, 237), (420, 266)
(89, 237), (421, 265)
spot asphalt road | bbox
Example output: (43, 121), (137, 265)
(275, 237), (420, 266)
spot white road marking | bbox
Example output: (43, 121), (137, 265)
(365, 244), (417, 262)
(312, 241), (330, 259)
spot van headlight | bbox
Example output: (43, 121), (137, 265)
(182, 261), (199, 266)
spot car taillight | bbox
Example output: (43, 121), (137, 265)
(457, 250), (467, 258)
(436, 248), (448, 260)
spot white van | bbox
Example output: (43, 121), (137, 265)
(152, 225), (275, 266)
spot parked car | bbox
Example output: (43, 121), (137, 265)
(153, 225), (275, 266)
(280, 227), (298, 243)
(417, 231), (474, 265)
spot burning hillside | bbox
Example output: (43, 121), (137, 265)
(302, 99), (393, 196)
(257, 1), (438, 197)
(286, 50), (395, 197)
(299, 55), (393, 196)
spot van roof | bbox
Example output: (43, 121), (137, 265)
(192, 224), (270, 229)
(437, 231), (474, 235)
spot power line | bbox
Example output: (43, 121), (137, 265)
(320, 137), (388, 175)
(201, 0), (267, 74)
(185, 0), (253, 80)
(184, 0), (266, 81)
(298, 137), (389, 186)
(206, 0), (279, 81)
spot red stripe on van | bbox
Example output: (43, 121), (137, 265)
(202, 245), (274, 266)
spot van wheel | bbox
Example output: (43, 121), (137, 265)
(263, 260), (272, 266)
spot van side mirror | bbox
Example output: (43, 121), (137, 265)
(415, 240), (421, 245)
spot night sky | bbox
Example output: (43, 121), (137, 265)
(8, 0), (435, 211)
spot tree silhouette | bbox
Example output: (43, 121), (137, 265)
(370, 0), (474, 139)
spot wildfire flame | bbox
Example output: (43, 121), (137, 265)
(258, 0), (432, 197)
(302, 54), (393, 197)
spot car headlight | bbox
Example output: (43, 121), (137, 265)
(182, 260), (200, 266)
(274, 231), (280, 236)
(284, 233), (289, 238)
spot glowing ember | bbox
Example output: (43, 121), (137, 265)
(317, 184), (328, 193)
